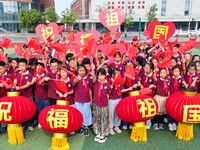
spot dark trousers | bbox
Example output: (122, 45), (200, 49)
(153, 115), (164, 124)
(48, 98), (57, 105)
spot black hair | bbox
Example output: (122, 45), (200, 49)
(195, 60), (200, 65)
(125, 60), (134, 66)
(23, 44), (28, 49)
(82, 58), (91, 65)
(58, 61), (62, 65)
(77, 64), (87, 72)
(103, 63), (109, 68)
(174, 44), (180, 48)
(29, 58), (38, 66)
(50, 58), (58, 64)
(12, 57), (20, 63)
(8, 57), (13, 63)
(0, 61), (6, 67)
(68, 57), (75, 63)
(0, 47), (4, 52)
(160, 68), (168, 72)
(171, 56), (178, 63)
(66, 53), (74, 61)
(114, 51), (121, 57)
(37, 62), (45, 68)
(97, 50), (102, 53)
(110, 68), (120, 76)
(136, 56), (147, 67)
(97, 68), (106, 76)
(192, 55), (200, 62)
(146, 62), (154, 70)
(188, 62), (196, 70)
(172, 65), (181, 71)
(19, 58), (28, 65)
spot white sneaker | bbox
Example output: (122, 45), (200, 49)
(70, 132), (75, 135)
(99, 136), (107, 143)
(122, 125), (127, 130)
(109, 128), (115, 135)
(114, 127), (122, 133)
(28, 126), (33, 131)
(146, 125), (151, 129)
(94, 134), (100, 142)
(173, 123), (177, 131)
(129, 125), (133, 129)
(153, 124), (159, 131)
(168, 123), (174, 131)
(37, 124), (41, 129)
(163, 118), (168, 123)
(159, 123), (164, 130)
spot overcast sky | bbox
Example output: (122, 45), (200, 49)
(55, 0), (72, 16)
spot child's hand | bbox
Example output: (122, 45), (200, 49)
(44, 77), (50, 81)
(0, 83), (4, 88)
(128, 87), (133, 91)
(16, 86), (21, 91)
(91, 64), (95, 70)
(63, 93), (68, 98)
(190, 83), (195, 88)
(90, 101), (92, 107)
(184, 84), (189, 88)
(149, 84), (155, 89)
(59, 93), (64, 98)
(133, 84), (138, 88)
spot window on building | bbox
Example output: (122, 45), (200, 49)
(142, 6), (145, 9)
(138, 1), (141, 4)
(118, 1), (120, 4)
(108, 6), (110, 9)
(132, 6), (134, 9)
(108, 2), (110, 5)
(132, 1), (134, 4)
(142, 1), (145, 4)
(128, 6), (131, 9)
(184, 0), (190, 16)
(112, 6), (114, 9)
(138, 6), (140, 9)
(128, 1), (131, 4)
(118, 6), (120, 8)
(122, 6), (124, 9)
(112, 2), (114, 4)
(161, 0), (167, 16)
(122, 1), (124, 4)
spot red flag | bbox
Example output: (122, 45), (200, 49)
(179, 38), (196, 54)
(0, 53), (6, 62)
(115, 32), (121, 39)
(27, 37), (41, 50)
(14, 45), (23, 57)
(124, 66), (135, 80)
(50, 42), (67, 54)
(129, 45), (137, 58)
(84, 37), (98, 56)
(55, 80), (68, 93)
(68, 32), (75, 43)
(113, 74), (125, 86)
(187, 38), (196, 50)
(107, 47), (119, 57)
(0, 37), (11, 49)
(141, 88), (153, 95)
(167, 38), (178, 51)
(158, 34), (166, 45)
(103, 32), (113, 44)
(153, 49), (162, 59)
(143, 30), (150, 37)
(157, 59), (171, 68)
(37, 66), (45, 75)
(24, 50), (31, 61)
(58, 25), (64, 36)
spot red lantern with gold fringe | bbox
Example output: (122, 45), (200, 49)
(39, 100), (83, 150)
(0, 92), (37, 144)
(166, 88), (200, 141)
(116, 91), (158, 142)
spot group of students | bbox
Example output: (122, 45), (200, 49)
(0, 36), (199, 144)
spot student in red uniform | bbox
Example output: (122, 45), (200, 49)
(135, 56), (147, 76)
(195, 61), (200, 93)
(56, 66), (74, 105)
(141, 62), (155, 129)
(14, 58), (34, 131)
(32, 63), (49, 128)
(68, 58), (78, 80)
(73, 65), (93, 136)
(9, 57), (20, 78)
(184, 62), (198, 90)
(42, 58), (61, 105)
(153, 68), (170, 131)
(65, 53), (74, 69)
(82, 58), (92, 79)
(172, 44), (182, 65)
(91, 65), (111, 143)
(168, 65), (188, 131)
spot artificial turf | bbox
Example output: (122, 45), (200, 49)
(0, 124), (200, 150)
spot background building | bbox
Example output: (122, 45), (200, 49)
(0, 0), (55, 32)
(70, 0), (200, 35)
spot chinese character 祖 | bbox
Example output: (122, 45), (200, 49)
(183, 105), (200, 123)
(153, 25), (169, 40)
(47, 108), (69, 128)
(105, 12), (120, 27)
(137, 98), (157, 118)
(0, 102), (12, 121)
(41, 27), (54, 41)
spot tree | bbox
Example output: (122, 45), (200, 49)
(147, 4), (158, 24)
(44, 7), (58, 23)
(19, 9), (45, 32)
(61, 8), (78, 28)
(124, 9), (134, 33)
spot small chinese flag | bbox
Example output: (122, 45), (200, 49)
(27, 37), (41, 50)
(0, 37), (11, 49)
(107, 47), (119, 57)
(50, 42), (67, 54)
(55, 80), (68, 93)
(103, 32), (113, 44)
(124, 66), (136, 80)
(115, 32), (121, 39)
(37, 66), (45, 75)
(153, 49), (161, 59)
(141, 88), (153, 95)
(113, 74), (125, 87)
(158, 34), (166, 45)
(84, 37), (98, 56)
(58, 25), (64, 36)
(157, 59), (171, 68)
(129, 45), (137, 58)
(68, 32), (75, 43)
(14, 45), (23, 57)
(24, 50), (31, 61)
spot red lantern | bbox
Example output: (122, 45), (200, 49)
(0, 92), (37, 144)
(166, 89), (200, 141)
(39, 100), (83, 150)
(116, 91), (158, 142)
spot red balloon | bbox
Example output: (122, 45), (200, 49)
(116, 94), (158, 123)
(166, 91), (200, 123)
(39, 105), (83, 133)
(0, 95), (37, 124)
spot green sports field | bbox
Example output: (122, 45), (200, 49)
(0, 124), (200, 150)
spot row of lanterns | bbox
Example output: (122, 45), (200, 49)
(0, 88), (199, 149)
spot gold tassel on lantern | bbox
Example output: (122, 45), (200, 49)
(7, 124), (25, 144)
(176, 123), (194, 141)
(51, 100), (69, 150)
(130, 122), (147, 142)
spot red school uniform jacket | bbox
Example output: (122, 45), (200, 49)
(170, 75), (185, 94)
(15, 71), (33, 97)
(109, 62), (125, 76)
(56, 77), (74, 105)
(141, 72), (154, 88)
(46, 70), (61, 99)
(184, 72), (198, 90)
(34, 73), (48, 100)
(0, 72), (12, 98)
(93, 80), (111, 107)
(109, 84), (124, 100)
(156, 78), (170, 96)
(73, 76), (92, 103)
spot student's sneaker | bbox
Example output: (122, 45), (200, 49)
(168, 123), (174, 131)
(114, 127), (122, 133)
(173, 123), (177, 131)
(99, 136), (107, 143)
(37, 123), (42, 129)
(109, 128), (115, 135)
(70, 132), (75, 135)
(129, 125), (133, 129)
(159, 123), (164, 130)
(122, 125), (127, 130)
(83, 128), (89, 136)
(28, 126), (34, 131)
(153, 124), (159, 131)
(79, 127), (84, 135)
(94, 134), (100, 142)
(146, 125), (151, 130)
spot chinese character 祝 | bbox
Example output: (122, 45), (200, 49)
(0, 102), (12, 121)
